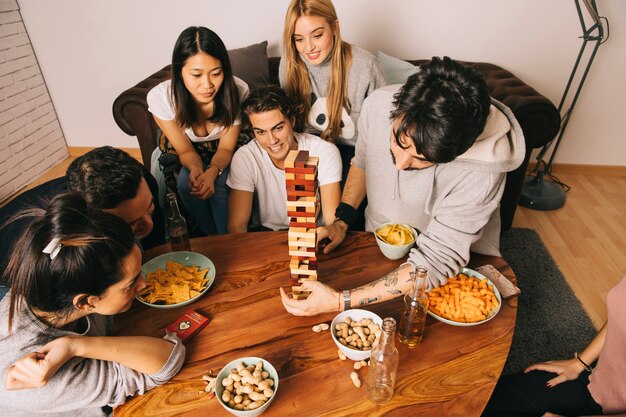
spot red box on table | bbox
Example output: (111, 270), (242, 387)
(166, 309), (210, 344)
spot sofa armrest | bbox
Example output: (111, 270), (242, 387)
(112, 65), (171, 170)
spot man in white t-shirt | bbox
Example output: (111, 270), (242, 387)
(227, 86), (342, 232)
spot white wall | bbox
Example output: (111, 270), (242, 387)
(18, 0), (625, 166)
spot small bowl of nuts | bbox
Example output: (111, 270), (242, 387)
(331, 309), (383, 361)
(214, 357), (279, 417)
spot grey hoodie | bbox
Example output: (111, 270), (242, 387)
(353, 85), (525, 289)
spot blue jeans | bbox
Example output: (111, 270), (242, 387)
(177, 164), (230, 235)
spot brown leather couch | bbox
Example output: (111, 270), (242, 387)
(112, 53), (560, 231)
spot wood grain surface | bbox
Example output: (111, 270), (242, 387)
(113, 231), (517, 417)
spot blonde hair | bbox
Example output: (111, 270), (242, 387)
(283, 0), (352, 142)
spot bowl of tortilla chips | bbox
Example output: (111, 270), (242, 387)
(137, 251), (215, 309)
(374, 223), (418, 260)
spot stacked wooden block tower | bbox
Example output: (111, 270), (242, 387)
(285, 150), (319, 300)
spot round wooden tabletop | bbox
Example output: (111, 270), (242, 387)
(113, 231), (517, 417)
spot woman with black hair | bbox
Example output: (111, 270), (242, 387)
(148, 26), (249, 235)
(0, 193), (185, 417)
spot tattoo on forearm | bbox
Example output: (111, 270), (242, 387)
(367, 269), (400, 289)
(387, 289), (402, 295)
(383, 270), (399, 287)
(359, 296), (379, 306)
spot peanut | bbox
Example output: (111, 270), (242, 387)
(218, 360), (276, 411)
(350, 371), (361, 388)
(334, 316), (381, 352)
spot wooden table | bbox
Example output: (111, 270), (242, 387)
(113, 231), (517, 417)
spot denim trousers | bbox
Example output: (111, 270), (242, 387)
(177, 164), (230, 235)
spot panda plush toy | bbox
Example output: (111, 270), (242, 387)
(307, 92), (356, 140)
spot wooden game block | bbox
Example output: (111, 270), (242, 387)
(290, 274), (318, 282)
(285, 166), (317, 175)
(289, 249), (317, 257)
(287, 209), (316, 217)
(286, 199), (317, 208)
(285, 150), (298, 168)
(289, 259), (318, 271)
(285, 179), (317, 187)
(286, 184), (317, 192)
(288, 239), (316, 248)
(294, 151), (310, 168)
(285, 172), (317, 181)
(297, 275), (317, 283)
(288, 228), (316, 239)
(290, 255), (317, 261)
(305, 156), (319, 167)
(290, 216), (316, 223)
(291, 287), (311, 300)
(289, 221), (317, 228)
(287, 191), (317, 199)
(290, 268), (318, 276)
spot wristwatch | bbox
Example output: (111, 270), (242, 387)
(206, 164), (223, 176)
(343, 290), (351, 311)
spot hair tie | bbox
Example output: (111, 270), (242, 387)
(43, 237), (62, 260)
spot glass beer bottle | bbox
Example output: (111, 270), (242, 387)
(398, 266), (429, 347)
(167, 193), (191, 252)
(367, 317), (399, 404)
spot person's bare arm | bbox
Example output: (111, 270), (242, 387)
(526, 323), (607, 388)
(153, 116), (203, 172)
(227, 189), (253, 233)
(6, 335), (176, 390)
(320, 182), (341, 226)
(280, 264), (413, 316)
(317, 164), (367, 253)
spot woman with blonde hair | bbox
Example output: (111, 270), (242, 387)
(280, 0), (387, 173)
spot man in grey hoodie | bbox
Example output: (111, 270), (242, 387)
(280, 56), (525, 316)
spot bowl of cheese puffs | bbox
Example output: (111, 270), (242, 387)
(374, 223), (418, 260)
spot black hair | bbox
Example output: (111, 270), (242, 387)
(240, 86), (297, 129)
(391, 56), (491, 163)
(171, 26), (240, 128)
(66, 146), (143, 209)
(5, 193), (135, 332)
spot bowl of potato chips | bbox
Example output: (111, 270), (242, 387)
(137, 251), (215, 309)
(374, 223), (418, 260)
(427, 267), (501, 326)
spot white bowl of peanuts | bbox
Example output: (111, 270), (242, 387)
(331, 309), (383, 361)
(427, 267), (502, 326)
(214, 357), (279, 417)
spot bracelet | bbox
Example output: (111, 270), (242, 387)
(574, 352), (593, 372)
(334, 202), (357, 228)
(206, 164), (223, 176)
(343, 289), (351, 311)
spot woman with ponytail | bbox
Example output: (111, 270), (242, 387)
(0, 193), (185, 417)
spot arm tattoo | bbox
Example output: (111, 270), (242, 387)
(367, 269), (400, 289)
(358, 296), (379, 306)
(383, 269), (399, 287)
(387, 289), (402, 295)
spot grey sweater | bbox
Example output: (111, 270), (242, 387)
(354, 85), (525, 289)
(0, 296), (185, 416)
(279, 45), (387, 146)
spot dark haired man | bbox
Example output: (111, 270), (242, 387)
(227, 86), (341, 232)
(1, 147), (165, 283)
(281, 56), (525, 316)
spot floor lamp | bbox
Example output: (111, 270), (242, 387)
(519, 0), (608, 210)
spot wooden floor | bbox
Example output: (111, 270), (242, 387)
(5, 149), (626, 329)
(513, 171), (626, 329)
